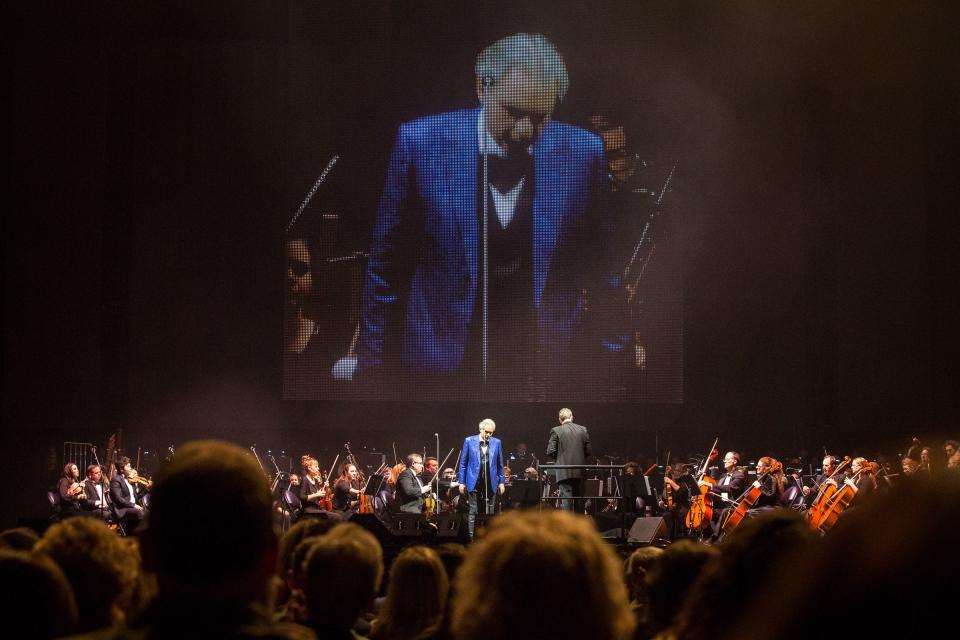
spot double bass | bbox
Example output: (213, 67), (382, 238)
(685, 438), (720, 531)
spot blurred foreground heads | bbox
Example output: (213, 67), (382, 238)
(124, 439), (314, 639)
(452, 510), (635, 640)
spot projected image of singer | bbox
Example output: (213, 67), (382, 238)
(355, 33), (624, 397)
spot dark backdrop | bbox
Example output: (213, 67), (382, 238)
(4, 1), (958, 525)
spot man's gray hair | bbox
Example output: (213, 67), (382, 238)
(559, 408), (573, 423)
(479, 418), (496, 432)
(475, 33), (569, 103)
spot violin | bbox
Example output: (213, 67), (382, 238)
(129, 474), (152, 489)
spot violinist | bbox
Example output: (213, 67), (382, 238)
(751, 456), (785, 509)
(57, 462), (86, 517)
(299, 455), (328, 516)
(396, 454), (433, 514)
(332, 462), (363, 513)
(420, 457), (439, 484)
(110, 458), (145, 525)
(439, 467), (460, 512)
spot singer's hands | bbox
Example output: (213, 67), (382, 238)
(459, 484), (466, 495)
(498, 483), (505, 495)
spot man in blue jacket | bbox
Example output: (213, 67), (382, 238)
(356, 33), (622, 398)
(458, 418), (505, 539)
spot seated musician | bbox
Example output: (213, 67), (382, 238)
(709, 451), (746, 537)
(298, 455), (327, 517)
(110, 457), (145, 525)
(944, 440), (960, 471)
(396, 454), (432, 513)
(901, 457), (920, 477)
(438, 467), (460, 512)
(81, 464), (110, 520)
(332, 462), (362, 513)
(665, 464), (700, 537)
(849, 457), (877, 506)
(419, 457), (439, 486)
(751, 456), (785, 509)
(803, 455), (838, 500)
(57, 462), (86, 517)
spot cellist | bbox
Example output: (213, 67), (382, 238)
(708, 451), (747, 539)
(752, 456), (785, 509)
(803, 455), (838, 503)
(847, 457), (877, 507)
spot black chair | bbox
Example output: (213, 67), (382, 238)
(281, 489), (302, 524)
(46, 490), (61, 521)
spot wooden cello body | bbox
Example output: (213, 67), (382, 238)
(805, 456), (851, 527)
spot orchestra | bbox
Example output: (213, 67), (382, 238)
(46, 430), (959, 543)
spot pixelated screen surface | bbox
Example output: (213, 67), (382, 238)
(283, 31), (683, 402)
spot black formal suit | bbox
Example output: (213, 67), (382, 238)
(110, 475), (144, 522)
(712, 470), (747, 501)
(82, 479), (111, 519)
(546, 421), (592, 511)
(709, 469), (747, 538)
(396, 468), (427, 514)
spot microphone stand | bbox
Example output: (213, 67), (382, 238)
(435, 433), (440, 497)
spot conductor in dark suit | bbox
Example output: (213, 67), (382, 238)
(396, 453), (432, 514)
(546, 408), (592, 511)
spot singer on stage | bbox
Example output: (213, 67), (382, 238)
(458, 419), (505, 539)
(356, 32), (624, 397)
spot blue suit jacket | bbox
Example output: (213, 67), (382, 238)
(458, 435), (505, 494)
(358, 108), (611, 374)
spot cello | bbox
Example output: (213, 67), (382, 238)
(804, 456), (851, 528)
(814, 460), (875, 534)
(685, 438), (720, 531)
(720, 472), (769, 536)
